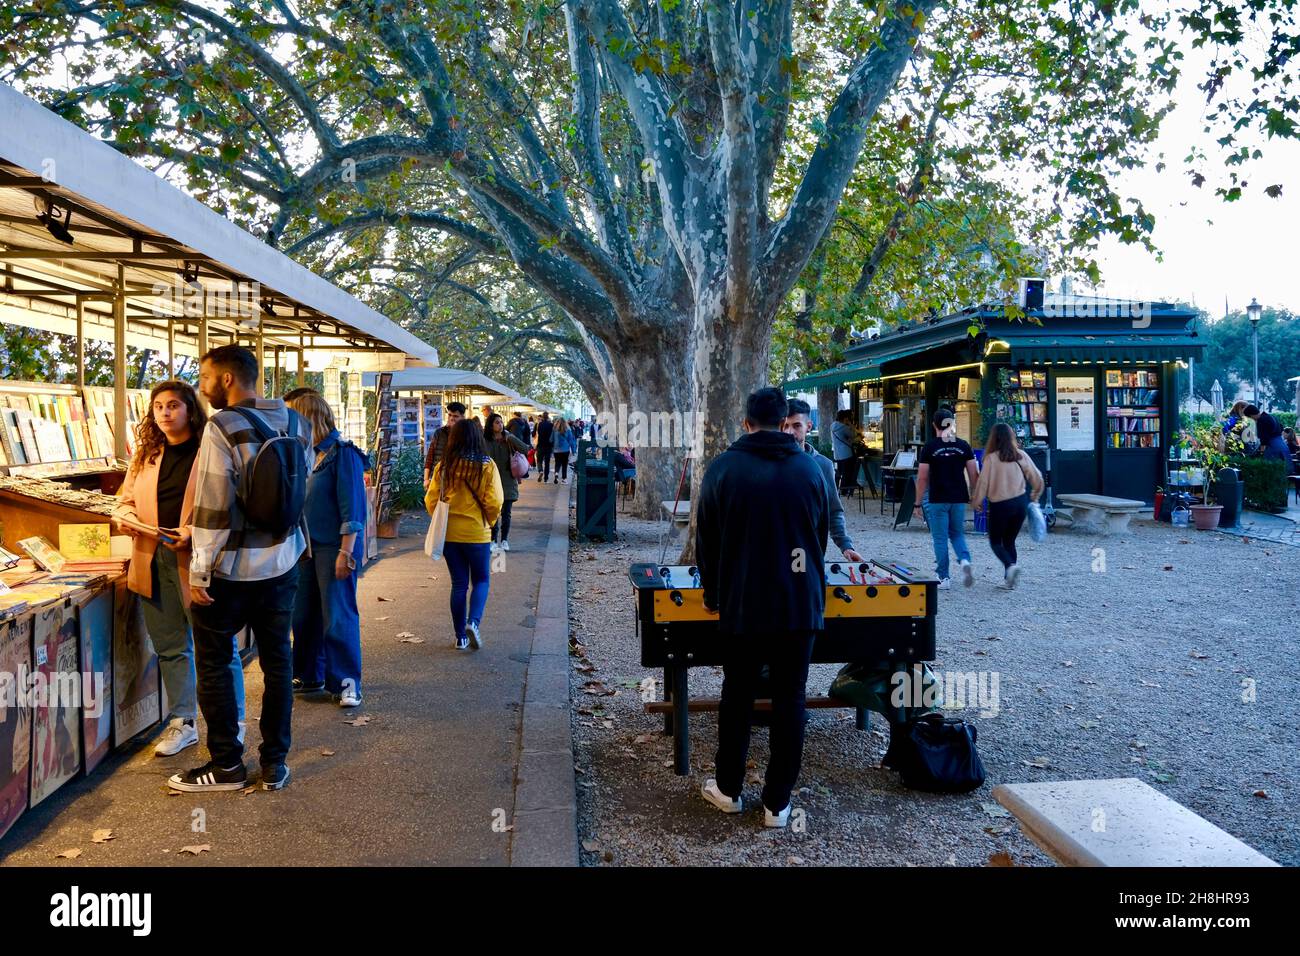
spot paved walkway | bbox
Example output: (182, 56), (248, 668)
(1221, 503), (1300, 548)
(0, 480), (575, 867)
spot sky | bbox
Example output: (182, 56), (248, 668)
(1087, 31), (1300, 317)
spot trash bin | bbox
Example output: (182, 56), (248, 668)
(576, 441), (616, 541)
(1214, 467), (1245, 530)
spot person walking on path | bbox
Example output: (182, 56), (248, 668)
(552, 417), (577, 483)
(426, 418), (503, 651)
(288, 392), (368, 708)
(914, 407), (979, 590)
(534, 411), (555, 482)
(114, 380), (246, 757)
(485, 413), (529, 552)
(782, 398), (863, 562)
(423, 401), (465, 488)
(969, 422), (1043, 590)
(696, 387), (828, 829)
(506, 410), (531, 447)
(831, 409), (857, 494)
(172, 345), (311, 794)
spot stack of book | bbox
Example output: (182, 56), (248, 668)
(0, 386), (148, 468)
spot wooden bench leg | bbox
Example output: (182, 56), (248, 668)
(671, 664), (690, 776)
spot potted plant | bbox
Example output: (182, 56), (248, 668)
(1178, 423), (1238, 530)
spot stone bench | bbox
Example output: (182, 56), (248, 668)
(993, 778), (1278, 867)
(661, 500), (691, 526)
(1056, 493), (1144, 535)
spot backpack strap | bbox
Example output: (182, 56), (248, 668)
(227, 404), (280, 442)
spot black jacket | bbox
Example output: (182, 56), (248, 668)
(535, 418), (555, 449)
(696, 429), (829, 635)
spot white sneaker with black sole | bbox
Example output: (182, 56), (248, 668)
(467, 620), (482, 650)
(338, 692), (362, 708)
(501, 541), (510, 552)
(937, 577), (951, 591)
(701, 779), (743, 814)
(168, 761), (248, 792)
(154, 717), (198, 756)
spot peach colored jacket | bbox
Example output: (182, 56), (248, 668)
(112, 451), (199, 605)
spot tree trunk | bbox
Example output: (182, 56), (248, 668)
(610, 337), (694, 521)
(679, 287), (775, 562)
(816, 385), (840, 457)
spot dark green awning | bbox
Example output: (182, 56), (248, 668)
(783, 360), (881, 392)
(1003, 334), (1203, 365)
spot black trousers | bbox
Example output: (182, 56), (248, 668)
(554, 451), (571, 480)
(987, 492), (1028, 570)
(834, 457), (855, 493)
(537, 445), (553, 480)
(191, 567), (298, 769)
(715, 631), (816, 813)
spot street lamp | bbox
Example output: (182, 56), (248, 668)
(1247, 297), (1262, 405)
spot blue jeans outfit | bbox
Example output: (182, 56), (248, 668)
(141, 547), (245, 722)
(292, 545), (363, 696)
(443, 541), (492, 639)
(922, 494), (971, 580)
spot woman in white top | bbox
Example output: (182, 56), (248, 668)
(970, 423), (1044, 589)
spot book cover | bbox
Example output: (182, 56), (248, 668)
(58, 523), (112, 559)
(18, 536), (67, 573)
(30, 603), (82, 806)
(14, 409), (40, 462)
(0, 410), (24, 464)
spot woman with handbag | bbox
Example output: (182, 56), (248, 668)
(969, 423), (1044, 590)
(114, 380), (245, 755)
(425, 418), (504, 650)
(287, 392), (368, 707)
(485, 413), (529, 553)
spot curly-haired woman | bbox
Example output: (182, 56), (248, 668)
(113, 380), (245, 756)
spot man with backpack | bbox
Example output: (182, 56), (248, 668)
(170, 345), (311, 794)
(534, 411), (555, 482)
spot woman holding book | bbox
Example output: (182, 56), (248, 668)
(970, 422), (1044, 590)
(113, 380), (245, 756)
(425, 418), (503, 650)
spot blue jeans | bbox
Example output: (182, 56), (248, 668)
(191, 568), (298, 769)
(292, 545), (362, 696)
(922, 497), (971, 579)
(443, 541), (492, 639)
(141, 547), (245, 722)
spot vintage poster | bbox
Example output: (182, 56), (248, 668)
(112, 582), (160, 748)
(1054, 377), (1096, 452)
(0, 618), (32, 839)
(30, 604), (82, 806)
(78, 591), (114, 774)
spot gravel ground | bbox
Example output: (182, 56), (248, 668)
(569, 499), (1300, 867)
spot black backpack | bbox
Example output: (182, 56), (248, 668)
(228, 405), (308, 536)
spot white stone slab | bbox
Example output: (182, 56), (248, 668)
(993, 778), (1278, 867)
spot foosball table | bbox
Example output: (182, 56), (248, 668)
(630, 559), (939, 774)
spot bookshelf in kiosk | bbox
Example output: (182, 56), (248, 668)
(992, 367), (1049, 442)
(1105, 369), (1160, 449)
(0, 381), (149, 477)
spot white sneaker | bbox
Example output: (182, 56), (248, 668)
(501, 541), (510, 552)
(338, 692), (362, 708)
(490, 542), (501, 555)
(960, 560), (974, 588)
(764, 803), (792, 828)
(937, 577), (951, 591)
(467, 620), (482, 650)
(154, 718), (198, 756)
(237, 721), (246, 746)
(701, 779), (743, 814)
(1006, 564), (1022, 589)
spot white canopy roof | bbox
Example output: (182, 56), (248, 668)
(0, 81), (437, 371)
(363, 367), (522, 401)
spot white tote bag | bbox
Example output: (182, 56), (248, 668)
(424, 476), (449, 560)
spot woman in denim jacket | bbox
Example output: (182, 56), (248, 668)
(288, 392), (369, 707)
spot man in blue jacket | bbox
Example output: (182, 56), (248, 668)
(695, 387), (828, 828)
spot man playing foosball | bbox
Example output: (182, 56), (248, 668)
(695, 387), (828, 828)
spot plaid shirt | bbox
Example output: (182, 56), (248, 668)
(189, 398), (312, 587)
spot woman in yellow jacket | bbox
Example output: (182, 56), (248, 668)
(426, 418), (504, 650)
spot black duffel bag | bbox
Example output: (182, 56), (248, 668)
(890, 713), (986, 793)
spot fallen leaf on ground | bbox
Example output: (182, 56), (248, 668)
(345, 715), (373, 727)
(1129, 740), (1147, 750)
(1022, 756), (1051, 769)
(1078, 678), (1098, 685)
(400, 636), (426, 644)
(981, 803), (1010, 819)
(602, 850), (614, 862)
(633, 734), (652, 744)
(787, 856), (806, 865)
(90, 829), (114, 844)
(1253, 790), (1269, 799)
(377, 596), (393, 602)
(320, 749), (336, 757)
(581, 840), (601, 853)
(240, 785), (257, 795)
(1189, 651), (1210, 660)
(178, 844), (211, 855)
(1162, 565), (1174, 571)
(1060, 660), (1076, 668)
(1139, 679), (1161, 688)
(988, 852), (1016, 867)
(56, 848), (82, 859)
(601, 720), (614, 729)
(375, 616), (390, 622)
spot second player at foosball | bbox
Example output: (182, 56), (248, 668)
(694, 387), (828, 829)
